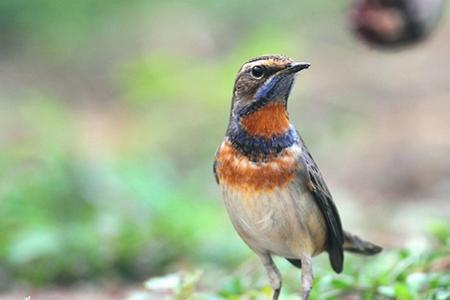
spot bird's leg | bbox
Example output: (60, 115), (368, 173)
(258, 253), (282, 300)
(300, 255), (313, 300)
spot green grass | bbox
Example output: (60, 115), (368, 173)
(129, 220), (450, 299)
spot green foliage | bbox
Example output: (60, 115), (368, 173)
(0, 0), (145, 60)
(0, 2), (448, 299)
(0, 97), (246, 285)
(128, 228), (450, 299)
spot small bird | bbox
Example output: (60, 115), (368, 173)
(213, 55), (382, 300)
(350, 0), (444, 49)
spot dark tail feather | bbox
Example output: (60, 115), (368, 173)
(343, 231), (382, 255)
(286, 231), (381, 269)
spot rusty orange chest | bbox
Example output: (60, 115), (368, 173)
(214, 141), (301, 193)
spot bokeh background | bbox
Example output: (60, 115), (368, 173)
(0, 1), (449, 299)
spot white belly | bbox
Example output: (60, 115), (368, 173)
(221, 182), (327, 258)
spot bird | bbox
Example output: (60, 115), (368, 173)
(349, 0), (445, 49)
(213, 55), (382, 300)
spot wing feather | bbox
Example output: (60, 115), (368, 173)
(298, 137), (344, 273)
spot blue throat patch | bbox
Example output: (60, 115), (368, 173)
(236, 76), (293, 117)
(228, 125), (298, 161)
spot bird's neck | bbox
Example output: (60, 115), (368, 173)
(227, 102), (298, 161)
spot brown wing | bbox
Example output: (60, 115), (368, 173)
(298, 137), (344, 273)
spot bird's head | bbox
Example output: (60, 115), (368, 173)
(230, 55), (310, 119)
(225, 55), (309, 158)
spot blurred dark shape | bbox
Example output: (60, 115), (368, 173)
(350, 0), (445, 48)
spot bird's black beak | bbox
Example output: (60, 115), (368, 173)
(283, 62), (311, 75)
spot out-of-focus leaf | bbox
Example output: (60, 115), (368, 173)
(435, 289), (450, 300)
(377, 285), (395, 297)
(144, 273), (182, 291)
(176, 270), (203, 300)
(394, 282), (412, 300)
(219, 276), (246, 296)
(125, 292), (152, 300)
(428, 219), (450, 247)
(7, 228), (61, 264)
(405, 272), (429, 294)
(331, 274), (354, 289)
(141, 270), (203, 300)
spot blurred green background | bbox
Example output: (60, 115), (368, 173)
(0, 1), (449, 299)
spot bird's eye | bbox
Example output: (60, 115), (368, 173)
(251, 66), (265, 78)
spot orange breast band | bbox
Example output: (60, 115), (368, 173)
(215, 141), (299, 193)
